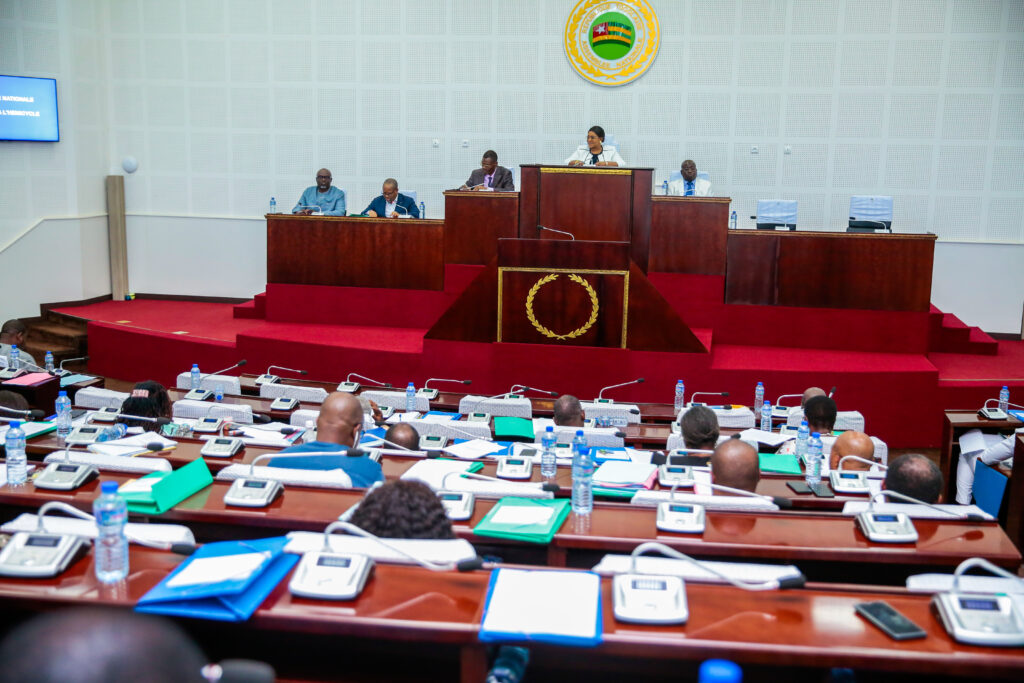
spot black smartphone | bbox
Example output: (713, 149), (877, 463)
(854, 601), (926, 640)
(70, 409), (88, 420)
(787, 481), (812, 494)
(809, 482), (835, 498)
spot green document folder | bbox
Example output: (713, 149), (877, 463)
(758, 452), (803, 476)
(593, 487), (638, 499)
(473, 497), (570, 544)
(119, 458), (214, 515)
(493, 416), (535, 442)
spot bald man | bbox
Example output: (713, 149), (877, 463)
(801, 386), (826, 407)
(830, 430), (875, 471)
(292, 168), (347, 216)
(711, 439), (760, 493)
(553, 394), (585, 428)
(385, 422), (420, 451)
(269, 392), (383, 487)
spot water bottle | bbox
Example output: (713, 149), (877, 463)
(795, 419), (809, 459)
(540, 425), (557, 479)
(754, 382), (764, 414)
(571, 430), (593, 515)
(190, 363), (201, 390)
(269, 196), (277, 214)
(55, 390), (72, 439)
(4, 420), (27, 486)
(760, 401), (772, 432)
(674, 379), (685, 412)
(419, 201), (426, 219)
(96, 423), (128, 442)
(662, 180), (668, 195)
(485, 645), (530, 683)
(699, 658), (742, 683)
(93, 480), (129, 583)
(44, 350), (54, 372)
(729, 211), (737, 230)
(8, 345), (19, 369)
(214, 385), (224, 402)
(405, 382), (416, 412)
(805, 432), (823, 486)
(999, 385), (1009, 413)
(303, 419), (317, 444)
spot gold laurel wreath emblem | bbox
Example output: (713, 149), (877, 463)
(525, 273), (600, 340)
(564, 0), (660, 86)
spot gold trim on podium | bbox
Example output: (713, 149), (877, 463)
(539, 167), (633, 175)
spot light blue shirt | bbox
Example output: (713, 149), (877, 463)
(293, 186), (346, 216)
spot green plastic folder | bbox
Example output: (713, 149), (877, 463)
(119, 458), (214, 515)
(593, 487), (637, 499)
(473, 497), (570, 544)
(492, 416), (535, 442)
(758, 452), (803, 476)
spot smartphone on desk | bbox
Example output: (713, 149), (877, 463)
(855, 601), (926, 640)
(787, 481), (812, 495)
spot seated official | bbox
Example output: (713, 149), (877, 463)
(711, 438), (760, 493)
(553, 394), (585, 428)
(292, 168), (346, 216)
(462, 150), (514, 191)
(565, 125), (624, 167)
(0, 319), (36, 369)
(779, 395), (838, 455)
(884, 453), (943, 504)
(0, 389), (29, 413)
(384, 422), (420, 451)
(269, 391), (384, 488)
(672, 406), (720, 466)
(830, 430), (875, 471)
(117, 396), (163, 432)
(350, 480), (455, 539)
(132, 381), (172, 418)
(801, 386), (826, 407)
(668, 159), (711, 197)
(363, 178), (419, 218)
(956, 429), (1022, 504)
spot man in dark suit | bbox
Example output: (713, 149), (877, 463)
(363, 178), (419, 218)
(461, 150), (514, 191)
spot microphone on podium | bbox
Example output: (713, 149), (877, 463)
(537, 225), (575, 240)
(255, 365), (308, 386)
(596, 377), (644, 401)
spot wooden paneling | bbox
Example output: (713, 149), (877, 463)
(442, 191), (519, 265)
(266, 214), (444, 290)
(725, 230), (937, 311)
(650, 196), (730, 274)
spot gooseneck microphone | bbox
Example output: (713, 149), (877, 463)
(596, 378), (645, 400)
(537, 225), (575, 240)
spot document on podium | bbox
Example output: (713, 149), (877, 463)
(480, 568), (602, 646)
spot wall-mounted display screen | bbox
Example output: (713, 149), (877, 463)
(0, 75), (59, 142)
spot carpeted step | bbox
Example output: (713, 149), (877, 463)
(233, 294), (266, 320)
(965, 328), (999, 356)
(928, 312), (997, 355)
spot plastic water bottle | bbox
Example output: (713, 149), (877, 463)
(96, 423), (128, 442)
(540, 425), (557, 479)
(269, 196), (277, 214)
(999, 385), (1009, 413)
(805, 432), (823, 486)
(8, 345), (19, 369)
(405, 382), (416, 412)
(4, 420), (27, 486)
(93, 480), (129, 583)
(674, 379), (685, 412)
(44, 350), (54, 372)
(754, 382), (764, 414)
(571, 430), (593, 515)
(303, 419), (317, 444)
(760, 401), (772, 432)
(699, 658), (742, 683)
(795, 419), (809, 459)
(214, 385), (224, 402)
(55, 390), (72, 439)
(729, 211), (737, 230)
(190, 363), (201, 390)
(419, 201), (426, 219)
(662, 180), (669, 195)
(485, 645), (530, 683)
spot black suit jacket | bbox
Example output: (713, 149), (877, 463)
(464, 165), (514, 191)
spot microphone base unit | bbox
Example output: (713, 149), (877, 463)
(467, 411), (491, 423)
(270, 396), (300, 411)
(419, 435), (448, 451)
(0, 532), (90, 578)
(289, 551), (374, 601)
(656, 502), (706, 534)
(0, 369), (26, 381)
(496, 456), (533, 480)
(594, 397), (614, 404)
(771, 406), (791, 419)
(829, 471), (871, 494)
(416, 388), (439, 400)
(193, 417), (224, 433)
(657, 465), (695, 489)
(336, 381), (361, 393)
(255, 373), (280, 386)
(438, 490), (475, 521)
(931, 592), (1024, 647)
(65, 426), (103, 446)
(89, 407), (121, 423)
(224, 478), (283, 507)
(34, 462), (99, 491)
(504, 393), (524, 400)
(379, 405), (395, 419)
(184, 388), (213, 401)
(978, 407), (1009, 420)
(200, 437), (245, 458)
(856, 511), (918, 543)
(613, 574), (688, 625)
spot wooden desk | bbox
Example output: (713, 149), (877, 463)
(442, 190), (519, 265)
(650, 196), (730, 274)
(266, 214), (445, 290)
(0, 547), (1021, 681)
(1, 375), (60, 412)
(725, 230), (937, 312)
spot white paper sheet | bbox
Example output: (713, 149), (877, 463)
(592, 460), (656, 486)
(481, 569), (600, 641)
(738, 428), (794, 447)
(166, 552), (266, 588)
(443, 439), (504, 460)
(490, 505), (555, 526)
(400, 459), (475, 490)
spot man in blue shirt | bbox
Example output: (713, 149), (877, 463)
(363, 178), (419, 218)
(292, 168), (347, 216)
(268, 391), (383, 488)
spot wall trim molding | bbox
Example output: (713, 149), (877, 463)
(0, 214), (108, 256)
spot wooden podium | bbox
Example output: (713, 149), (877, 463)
(518, 165), (653, 272)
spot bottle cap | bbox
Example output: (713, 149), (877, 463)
(698, 659), (742, 683)
(58, 390), (67, 397)
(10, 345), (16, 350)
(8, 420), (19, 429)
(757, 381), (763, 386)
(801, 419), (808, 426)
(545, 425), (553, 431)
(101, 480), (119, 494)
(576, 429), (584, 436)
(192, 363), (198, 368)
(811, 432), (820, 438)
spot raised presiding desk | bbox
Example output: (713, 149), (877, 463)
(0, 546), (1021, 681)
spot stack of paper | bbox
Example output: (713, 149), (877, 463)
(1, 372), (52, 387)
(89, 431), (178, 458)
(419, 411), (461, 424)
(442, 439), (504, 460)
(473, 497), (570, 543)
(592, 460), (657, 498)
(0, 421), (55, 440)
(400, 459), (483, 490)
(480, 568), (602, 646)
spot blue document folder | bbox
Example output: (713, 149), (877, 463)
(136, 536), (297, 622)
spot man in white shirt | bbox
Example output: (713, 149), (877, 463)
(668, 160), (711, 197)
(956, 429), (1022, 504)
